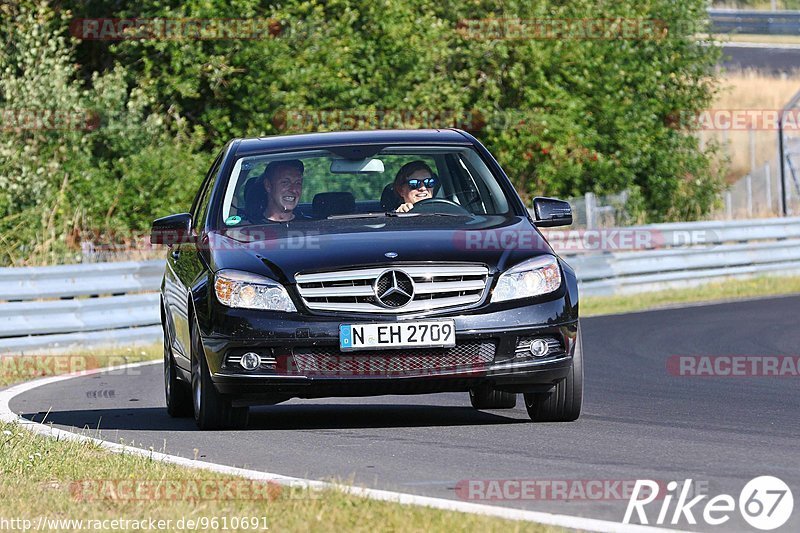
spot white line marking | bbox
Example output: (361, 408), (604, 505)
(0, 360), (690, 533)
(719, 41), (800, 50)
(696, 40), (800, 50)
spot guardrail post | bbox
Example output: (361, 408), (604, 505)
(779, 117), (785, 216)
(749, 130), (756, 173)
(585, 192), (596, 229)
(765, 163), (772, 213)
(725, 191), (733, 220)
(746, 175), (753, 217)
(779, 94), (797, 217)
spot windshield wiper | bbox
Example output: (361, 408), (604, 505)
(326, 211), (468, 220)
(409, 212), (470, 217)
(326, 212), (392, 220)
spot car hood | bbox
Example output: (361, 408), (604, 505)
(208, 215), (554, 284)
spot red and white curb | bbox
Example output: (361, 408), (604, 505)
(0, 360), (687, 533)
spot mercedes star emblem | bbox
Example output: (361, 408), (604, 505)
(374, 270), (414, 308)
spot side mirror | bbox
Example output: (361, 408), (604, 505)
(532, 197), (572, 227)
(151, 213), (193, 245)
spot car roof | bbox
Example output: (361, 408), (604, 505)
(233, 129), (473, 156)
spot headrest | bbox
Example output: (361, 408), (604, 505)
(380, 184), (402, 211)
(243, 177), (267, 223)
(312, 192), (355, 218)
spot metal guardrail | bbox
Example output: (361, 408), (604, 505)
(0, 261), (163, 354)
(1, 216), (799, 352)
(0, 261), (162, 300)
(559, 217), (800, 296)
(0, 294), (159, 337)
(709, 9), (800, 35)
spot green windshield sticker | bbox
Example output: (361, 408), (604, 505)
(225, 215), (242, 225)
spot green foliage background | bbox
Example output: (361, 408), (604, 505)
(0, 0), (723, 265)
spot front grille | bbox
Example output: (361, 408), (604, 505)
(289, 341), (497, 376)
(514, 336), (563, 358)
(294, 264), (489, 314)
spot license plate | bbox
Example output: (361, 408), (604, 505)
(339, 320), (456, 351)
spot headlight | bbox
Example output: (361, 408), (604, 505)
(214, 270), (297, 312)
(491, 255), (561, 303)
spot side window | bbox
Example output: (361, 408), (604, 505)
(191, 152), (223, 233)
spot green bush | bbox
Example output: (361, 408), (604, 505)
(97, 0), (725, 220)
(0, 0), (725, 265)
(0, 1), (207, 264)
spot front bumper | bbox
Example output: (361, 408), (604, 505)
(198, 291), (578, 403)
(214, 356), (573, 405)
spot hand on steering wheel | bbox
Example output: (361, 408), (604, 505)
(408, 198), (472, 215)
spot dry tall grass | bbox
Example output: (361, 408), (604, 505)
(708, 69), (800, 182)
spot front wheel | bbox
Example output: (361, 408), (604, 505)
(524, 324), (584, 422)
(190, 322), (248, 430)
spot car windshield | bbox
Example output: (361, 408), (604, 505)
(219, 146), (512, 226)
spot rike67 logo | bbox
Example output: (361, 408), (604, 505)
(624, 476), (794, 530)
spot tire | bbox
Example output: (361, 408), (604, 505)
(190, 322), (248, 430)
(164, 320), (192, 417)
(469, 386), (517, 409)
(524, 324), (584, 422)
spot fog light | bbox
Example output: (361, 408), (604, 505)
(240, 352), (260, 371)
(529, 339), (550, 357)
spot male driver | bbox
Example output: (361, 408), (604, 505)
(262, 159), (304, 222)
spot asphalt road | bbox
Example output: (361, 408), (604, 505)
(721, 44), (800, 73)
(10, 296), (800, 532)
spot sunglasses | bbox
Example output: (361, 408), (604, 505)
(404, 177), (437, 190)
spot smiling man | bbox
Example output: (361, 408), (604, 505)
(262, 159), (304, 222)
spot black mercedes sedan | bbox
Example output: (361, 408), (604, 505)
(152, 129), (582, 429)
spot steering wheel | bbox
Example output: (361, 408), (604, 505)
(411, 198), (472, 216)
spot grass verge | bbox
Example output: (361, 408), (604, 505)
(582, 275), (800, 316)
(0, 420), (556, 532)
